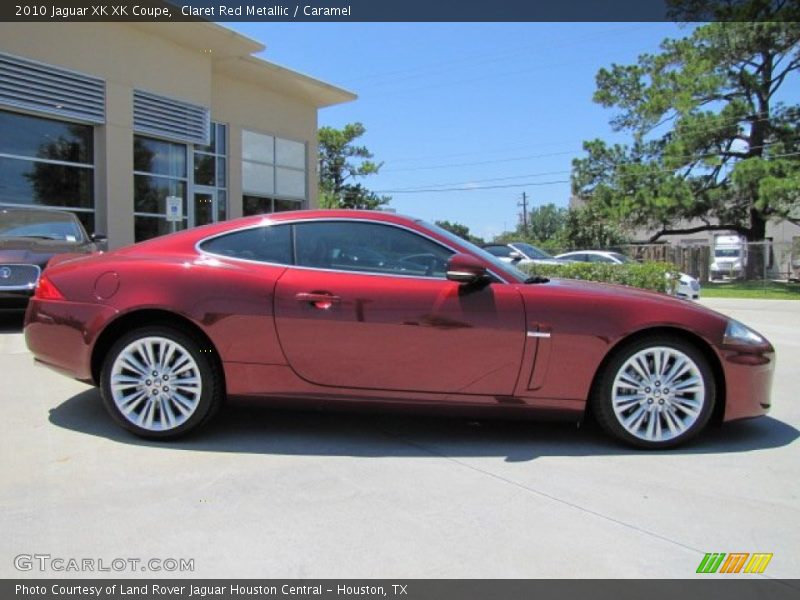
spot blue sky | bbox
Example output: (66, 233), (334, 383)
(225, 22), (703, 240)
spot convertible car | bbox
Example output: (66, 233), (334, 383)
(24, 210), (774, 448)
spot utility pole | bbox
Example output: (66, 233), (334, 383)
(518, 192), (529, 237)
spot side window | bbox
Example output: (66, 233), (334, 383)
(200, 224), (291, 264)
(295, 221), (453, 278)
(588, 253), (609, 263)
(484, 245), (511, 258)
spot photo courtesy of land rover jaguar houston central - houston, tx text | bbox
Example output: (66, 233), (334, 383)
(23, 210), (775, 449)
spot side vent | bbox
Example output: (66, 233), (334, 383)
(133, 89), (209, 145)
(0, 51), (105, 123)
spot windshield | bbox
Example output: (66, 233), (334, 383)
(420, 221), (528, 283)
(715, 249), (740, 257)
(511, 242), (553, 260)
(0, 210), (84, 241)
(608, 252), (634, 263)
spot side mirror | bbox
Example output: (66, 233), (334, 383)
(508, 250), (523, 262)
(446, 253), (488, 284)
(91, 233), (108, 243)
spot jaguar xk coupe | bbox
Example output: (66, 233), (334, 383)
(24, 210), (774, 448)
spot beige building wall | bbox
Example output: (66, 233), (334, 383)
(211, 72), (320, 220)
(0, 22), (351, 248)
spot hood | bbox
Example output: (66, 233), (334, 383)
(526, 277), (718, 317)
(0, 237), (94, 266)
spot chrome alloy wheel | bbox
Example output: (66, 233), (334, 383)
(109, 336), (203, 432)
(611, 346), (706, 443)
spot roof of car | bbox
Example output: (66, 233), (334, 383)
(117, 209), (472, 255)
(0, 207), (78, 220)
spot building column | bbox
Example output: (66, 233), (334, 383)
(96, 81), (134, 249)
(307, 112), (318, 209)
(226, 123), (243, 219)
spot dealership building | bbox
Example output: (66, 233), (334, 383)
(0, 21), (355, 247)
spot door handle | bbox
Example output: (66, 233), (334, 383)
(295, 292), (341, 309)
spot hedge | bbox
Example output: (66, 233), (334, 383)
(518, 261), (681, 294)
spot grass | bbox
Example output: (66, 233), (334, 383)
(702, 280), (800, 299)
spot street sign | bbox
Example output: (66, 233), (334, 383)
(166, 196), (183, 222)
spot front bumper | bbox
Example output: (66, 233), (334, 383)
(711, 266), (743, 278)
(24, 298), (117, 383)
(719, 347), (775, 421)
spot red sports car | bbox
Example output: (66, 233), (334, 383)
(24, 210), (774, 448)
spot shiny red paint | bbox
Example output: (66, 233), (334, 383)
(24, 210), (774, 424)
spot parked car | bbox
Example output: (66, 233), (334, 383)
(25, 210), (773, 449)
(0, 207), (102, 309)
(482, 242), (570, 266)
(555, 250), (702, 300)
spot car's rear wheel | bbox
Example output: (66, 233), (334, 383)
(593, 336), (715, 449)
(100, 326), (223, 439)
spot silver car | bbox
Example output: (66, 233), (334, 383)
(555, 250), (701, 300)
(482, 242), (571, 267)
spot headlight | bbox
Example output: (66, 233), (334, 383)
(723, 319), (766, 346)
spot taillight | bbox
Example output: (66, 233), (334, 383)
(35, 275), (65, 300)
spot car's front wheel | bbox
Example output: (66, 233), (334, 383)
(593, 336), (715, 449)
(100, 326), (223, 439)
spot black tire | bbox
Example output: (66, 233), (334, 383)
(100, 325), (224, 440)
(593, 335), (715, 449)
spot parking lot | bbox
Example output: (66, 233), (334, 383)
(1, 298), (798, 579)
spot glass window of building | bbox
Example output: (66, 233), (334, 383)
(133, 136), (187, 242)
(134, 122), (228, 242)
(242, 130), (306, 216)
(0, 109), (95, 233)
(193, 122), (227, 223)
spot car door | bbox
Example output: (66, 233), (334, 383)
(273, 221), (526, 395)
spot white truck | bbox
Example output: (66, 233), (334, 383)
(710, 233), (748, 280)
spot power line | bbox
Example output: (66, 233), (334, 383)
(363, 54), (611, 99)
(383, 169), (572, 192)
(376, 148), (800, 195)
(385, 139), (580, 165)
(340, 24), (648, 87)
(377, 179), (570, 194)
(382, 150), (577, 173)
(379, 113), (775, 167)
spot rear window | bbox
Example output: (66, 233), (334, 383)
(199, 225), (291, 264)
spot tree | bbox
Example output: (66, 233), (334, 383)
(572, 0), (800, 250)
(527, 203), (567, 242)
(560, 204), (631, 250)
(318, 122), (390, 209)
(492, 203), (567, 251)
(434, 220), (485, 245)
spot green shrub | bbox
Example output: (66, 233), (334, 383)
(519, 261), (681, 294)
